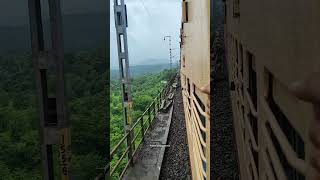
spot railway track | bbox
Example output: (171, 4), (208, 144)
(211, 25), (240, 180)
(160, 77), (192, 180)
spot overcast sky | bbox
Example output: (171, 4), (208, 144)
(0, 0), (181, 67)
(0, 0), (106, 26)
(110, 0), (181, 69)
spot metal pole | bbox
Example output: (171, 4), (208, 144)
(28, 0), (71, 179)
(114, 0), (135, 165)
(164, 36), (172, 69)
(28, 1), (52, 179)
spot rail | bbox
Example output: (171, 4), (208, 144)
(97, 73), (177, 180)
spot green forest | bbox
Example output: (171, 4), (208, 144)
(0, 49), (176, 179)
(110, 67), (176, 178)
(0, 50), (106, 179)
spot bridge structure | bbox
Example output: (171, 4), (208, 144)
(100, 74), (179, 180)
(100, 0), (211, 180)
(101, 0), (211, 179)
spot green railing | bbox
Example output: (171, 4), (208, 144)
(96, 74), (177, 180)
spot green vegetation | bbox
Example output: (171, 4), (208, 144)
(0, 50), (176, 179)
(110, 63), (172, 79)
(110, 68), (176, 178)
(0, 50), (106, 180)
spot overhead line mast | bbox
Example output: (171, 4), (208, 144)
(28, 0), (71, 179)
(114, 0), (135, 164)
(164, 35), (173, 69)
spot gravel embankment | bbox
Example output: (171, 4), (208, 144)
(160, 24), (239, 180)
(210, 26), (240, 180)
(159, 79), (192, 180)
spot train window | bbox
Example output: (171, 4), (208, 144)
(266, 70), (305, 180)
(194, 85), (206, 125)
(193, 84), (206, 143)
(194, 87), (205, 110)
(266, 71), (305, 160)
(247, 51), (257, 109)
(266, 122), (305, 180)
(182, 1), (189, 23)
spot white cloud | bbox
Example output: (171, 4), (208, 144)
(110, 0), (181, 69)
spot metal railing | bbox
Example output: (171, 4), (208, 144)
(98, 73), (177, 180)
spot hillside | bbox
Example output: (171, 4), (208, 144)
(0, 50), (176, 179)
(0, 50), (106, 180)
(110, 63), (176, 79)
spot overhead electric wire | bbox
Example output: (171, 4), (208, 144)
(138, 0), (151, 17)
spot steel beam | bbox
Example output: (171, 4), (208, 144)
(28, 0), (71, 179)
(113, 0), (135, 165)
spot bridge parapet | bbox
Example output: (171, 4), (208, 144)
(96, 73), (177, 180)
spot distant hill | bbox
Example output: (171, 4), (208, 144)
(0, 12), (107, 54)
(110, 63), (177, 79)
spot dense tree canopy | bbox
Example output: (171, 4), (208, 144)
(0, 50), (176, 179)
(110, 68), (176, 179)
(0, 50), (106, 179)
